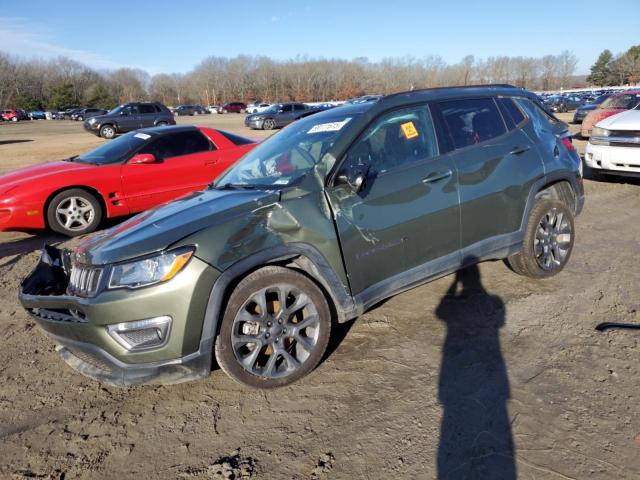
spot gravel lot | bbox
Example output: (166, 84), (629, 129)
(0, 113), (639, 479)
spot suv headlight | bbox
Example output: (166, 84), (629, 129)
(592, 127), (610, 137)
(108, 247), (194, 289)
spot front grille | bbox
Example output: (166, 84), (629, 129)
(29, 307), (87, 323)
(67, 264), (104, 297)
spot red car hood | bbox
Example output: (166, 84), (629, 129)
(0, 160), (97, 194)
(583, 108), (627, 132)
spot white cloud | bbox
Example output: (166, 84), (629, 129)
(0, 16), (155, 72)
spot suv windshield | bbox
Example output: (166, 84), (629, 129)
(107, 105), (126, 115)
(216, 111), (358, 188)
(602, 94), (640, 109)
(75, 131), (152, 164)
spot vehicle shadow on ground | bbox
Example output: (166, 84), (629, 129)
(0, 139), (33, 145)
(582, 164), (640, 186)
(435, 258), (516, 480)
(0, 233), (66, 267)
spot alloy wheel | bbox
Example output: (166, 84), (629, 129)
(231, 284), (321, 379)
(534, 207), (572, 270)
(55, 196), (95, 232)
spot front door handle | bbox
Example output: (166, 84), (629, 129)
(509, 145), (531, 155)
(422, 170), (452, 184)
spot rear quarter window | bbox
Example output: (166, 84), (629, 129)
(497, 97), (526, 129)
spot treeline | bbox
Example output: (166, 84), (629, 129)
(0, 47), (636, 111)
(587, 46), (640, 86)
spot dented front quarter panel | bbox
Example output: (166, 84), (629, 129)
(174, 170), (350, 292)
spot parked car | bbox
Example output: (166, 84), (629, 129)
(18, 85), (583, 388)
(245, 102), (271, 114)
(218, 102), (247, 114)
(572, 94), (611, 123)
(72, 108), (107, 121)
(1, 110), (21, 122)
(244, 102), (311, 129)
(173, 105), (208, 116)
(0, 125), (256, 236)
(585, 109), (640, 178)
(207, 105), (219, 114)
(29, 111), (46, 120)
(63, 108), (83, 120)
(545, 95), (582, 113)
(83, 102), (176, 139)
(581, 91), (640, 138)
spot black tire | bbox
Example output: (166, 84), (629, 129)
(99, 124), (116, 139)
(506, 198), (574, 279)
(215, 266), (332, 389)
(46, 188), (103, 237)
(262, 118), (275, 130)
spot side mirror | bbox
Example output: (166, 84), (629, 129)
(129, 153), (157, 164)
(335, 166), (368, 191)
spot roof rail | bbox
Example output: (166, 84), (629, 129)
(384, 83), (520, 99)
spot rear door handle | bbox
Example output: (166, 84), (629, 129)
(509, 145), (531, 156)
(422, 170), (452, 184)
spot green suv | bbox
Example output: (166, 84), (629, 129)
(20, 85), (584, 388)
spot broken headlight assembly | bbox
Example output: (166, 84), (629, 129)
(108, 247), (194, 290)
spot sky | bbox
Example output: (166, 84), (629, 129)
(0, 0), (638, 75)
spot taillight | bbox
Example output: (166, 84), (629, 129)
(561, 137), (575, 152)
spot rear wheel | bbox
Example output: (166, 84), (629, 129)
(215, 266), (332, 388)
(46, 188), (103, 237)
(506, 199), (574, 278)
(99, 124), (116, 139)
(157, 121), (168, 127)
(11, 117), (18, 122)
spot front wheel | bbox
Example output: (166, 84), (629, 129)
(215, 266), (332, 388)
(99, 124), (116, 139)
(156, 121), (168, 127)
(506, 199), (574, 278)
(262, 118), (275, 130)
(46, 188), (103, 237)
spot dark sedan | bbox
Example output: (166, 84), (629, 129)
(572, 94), (611, 123)
(244, 102), (312, 130)
(173, 105), (208, 116)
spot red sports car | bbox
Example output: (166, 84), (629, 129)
(0, 125), (256, 236)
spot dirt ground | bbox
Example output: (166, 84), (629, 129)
(0, 113), (639, 479)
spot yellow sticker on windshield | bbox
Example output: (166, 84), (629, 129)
(401, 121), (418, 139)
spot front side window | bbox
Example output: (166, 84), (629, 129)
(140, 131), (212, 159)
(435, 98), (506, 150)
(343, 105), (438, 174)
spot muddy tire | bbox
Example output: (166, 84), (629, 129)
(46, 188), (103, 237)
(215, 266), (332, 389)
(507, 199), (574, 279)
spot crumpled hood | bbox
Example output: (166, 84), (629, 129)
(75, 188), (279, 265)
(0, 160), (95, 195)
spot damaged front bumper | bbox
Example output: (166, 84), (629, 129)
(18, 246), (220, 386)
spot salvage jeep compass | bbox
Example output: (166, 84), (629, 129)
(19, 85), (584, 388)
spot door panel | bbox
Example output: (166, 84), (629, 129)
(451, 128), (542, 247)
(326, 104), (460, 295)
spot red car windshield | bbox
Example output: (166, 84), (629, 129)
(601, 93), (640, 110)
(75, 131), (152, 164)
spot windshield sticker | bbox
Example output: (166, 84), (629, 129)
(307, 118), (351, 134)
(400, 121), (419, 140)
(134, 133), (151, 140)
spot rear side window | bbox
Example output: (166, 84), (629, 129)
(294, 104), (306, 111)
(140, 131), (212, 159)
(516, 98), (557, 135)
(218, 130), (256, 146)
(139, 105), (156, 114)
(497, 97), (526, 128)
(434, 98), (506, 150)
